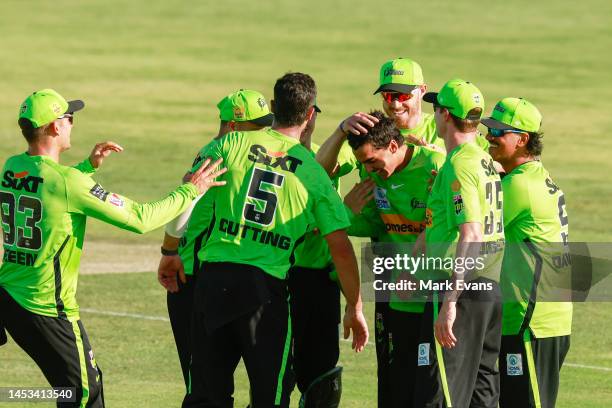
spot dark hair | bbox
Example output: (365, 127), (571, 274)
(273, 72), (317, 126)
(18, 118), (48, 143)
(347, 110), (403, 150)
(448, 107), (482, 132)
(526, 131), (543, 156)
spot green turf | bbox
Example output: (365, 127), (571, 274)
(1, 272), (610, 407)
(1, 0), (611, 405)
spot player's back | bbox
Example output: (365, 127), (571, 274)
(1, 153), (85, 319)
(199, 129), (348, 280)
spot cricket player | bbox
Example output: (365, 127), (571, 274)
(158, 89), (274, 388)
(483, 98), (571, 408)
(182, 73), (368, 408)
(0, 89), (226, 407)
(414, 79), (505, 408)
(341, 110), (445, 407)
(316, 57), (447, 407)
(288, 109), (356, 407)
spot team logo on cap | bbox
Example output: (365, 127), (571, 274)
(257, 97), (266, 109)
(233, 106), (244, 120)
(20, 103), (27, 114)
(52, 103), (62, 115)
(384, 68), (404, 77)
(472, 93), (481, 104)
(494, 104), (506, 113)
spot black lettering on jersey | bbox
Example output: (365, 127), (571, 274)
(545, 178), (560, 195)
(2, 170), (44, 193)
(247, 144), (303, 174)
(89, 184), (109, 201)
(410, 198), (426, 209)
(3, 248), (37, 266)
(480, 159), (497, 177)
(218, 217), (292, 250)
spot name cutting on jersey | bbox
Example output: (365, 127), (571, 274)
(219, 218), (292, 250)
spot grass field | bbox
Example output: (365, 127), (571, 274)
(1, 0), (612, 406)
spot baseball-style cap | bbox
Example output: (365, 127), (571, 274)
(423, 79), (484, 120)
(19, 89), (84, 128)
(217, 94), (235, 121)
(223, 89), (274, 126)
(373, 58), (425, 94)
(481, 97), (542, 132)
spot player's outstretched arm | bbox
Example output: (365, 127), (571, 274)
(324, 229), (369, 353)
(66, 158), (226, 234)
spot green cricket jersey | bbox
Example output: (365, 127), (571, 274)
(0, 153), (200, 320)
(500, 161), (572, 338)
(349, 144), (445, 312)
(425, 142), (505, 282)
(293, 142), (354, 272)
(192, 129), (351, 280)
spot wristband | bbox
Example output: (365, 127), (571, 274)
(161, 247), (179, 256)
(339, 119), (348, 135)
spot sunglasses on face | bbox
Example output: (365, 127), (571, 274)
(487, 128), (525, 137)
(381, 90), (417, 104)
(58, 114), (74, 124)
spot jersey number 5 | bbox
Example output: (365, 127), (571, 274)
(0, 192), (43, 250)
(243, 168), (285, 226)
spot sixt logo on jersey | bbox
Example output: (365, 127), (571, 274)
(248, 144), (303, 173)
(2, 170), (44, 193)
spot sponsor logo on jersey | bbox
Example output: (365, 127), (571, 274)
(2, 170), (44, 193)
(506, 353), (523, 376)
(480, 158), (497, 177)
(391, 184), (404, 190)
(381, 213), (426, 235)
(418, 343), (430, 366)
(453, 194), (464, 215)
(89, 184), (108, 202)
(545, 177), (561, 195)
(248, 144), (303, 173)
(411, 198), (426, 209)
(108, 193), (124, 207)
(374, 187), (391, 210)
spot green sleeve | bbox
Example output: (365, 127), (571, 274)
(190, 138), (225, 173)
(311, 178), (351, 236)
(72, 158), (96, 175)
(448, 161), (481, 226)
(64, 168), (199, 234)
(502, 174), (529, 227)
(346, 200), (383, 238)
(336, 141), (358, 178)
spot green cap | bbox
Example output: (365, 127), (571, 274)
(374, 57), (424, 94)
(217, 89), (274, 126)
(19, 89), (84, 128)
(423, 79), (484, 120)
(481, 97), (542, 132)
(217, 94), (235, 121)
